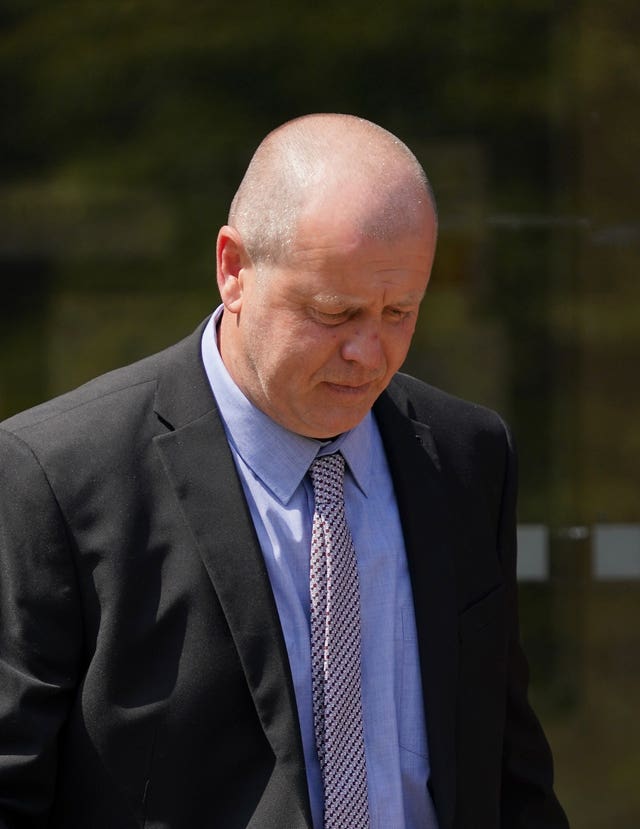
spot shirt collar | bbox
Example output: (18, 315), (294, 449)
(201, 307), (373, 505)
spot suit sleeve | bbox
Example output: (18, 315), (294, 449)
(496, 422), (570, 828)
(0, 428), (83, 828)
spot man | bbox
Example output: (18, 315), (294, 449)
(0, 114), (568, 828)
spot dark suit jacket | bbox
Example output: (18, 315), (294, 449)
(0, 320), (568, 829)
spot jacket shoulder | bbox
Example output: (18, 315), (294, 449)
(385, 372), (510, 441)
(0, 320), (210, 458)
(3, 350), (156, 435)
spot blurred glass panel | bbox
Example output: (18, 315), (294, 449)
(593, 525), (640, 580)
(517, 524), (549, 582)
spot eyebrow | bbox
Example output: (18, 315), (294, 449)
(389, 292), (426, 307)
(310, 291), (425, 308)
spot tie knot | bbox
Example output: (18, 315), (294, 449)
(309, 453), (346, 506)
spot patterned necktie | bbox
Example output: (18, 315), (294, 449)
(309, 453), (370, 829)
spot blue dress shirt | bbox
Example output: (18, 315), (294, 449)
(201, 308), (439, 829)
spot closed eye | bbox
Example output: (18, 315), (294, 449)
(310, 308), (352, 325)
(384, 307), (414, 322)
(310, 304), (416, 325)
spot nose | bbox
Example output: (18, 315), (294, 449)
(340, 322), (385, 371)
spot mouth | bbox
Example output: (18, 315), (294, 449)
(323, 380), (377, 396)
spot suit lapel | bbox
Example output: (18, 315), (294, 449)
(151, 323), (311, 826)
(375, 386), (458, 829)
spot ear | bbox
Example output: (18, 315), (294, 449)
(216, 225), (253, 314)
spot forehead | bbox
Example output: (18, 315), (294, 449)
(264, 234), (432, 312)
(281, 209), (435, 280)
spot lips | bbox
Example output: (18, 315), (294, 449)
(323, 372), (383, 387)
(323, 380), (377, 394)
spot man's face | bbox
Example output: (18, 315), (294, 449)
(221, 207), (436, 439)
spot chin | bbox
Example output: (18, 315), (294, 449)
(316, 412), (368, 438)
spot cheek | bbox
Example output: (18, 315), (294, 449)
(268, 333), (324, 380)
(383, 327), (415, 368)
(290, 326), (340, 363)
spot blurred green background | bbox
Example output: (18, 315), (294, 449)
(1, 1), (639, 825)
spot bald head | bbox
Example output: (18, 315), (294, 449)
(228, 113), (437, 265)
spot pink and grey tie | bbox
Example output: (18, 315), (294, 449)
(309, 453), (370, 829)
